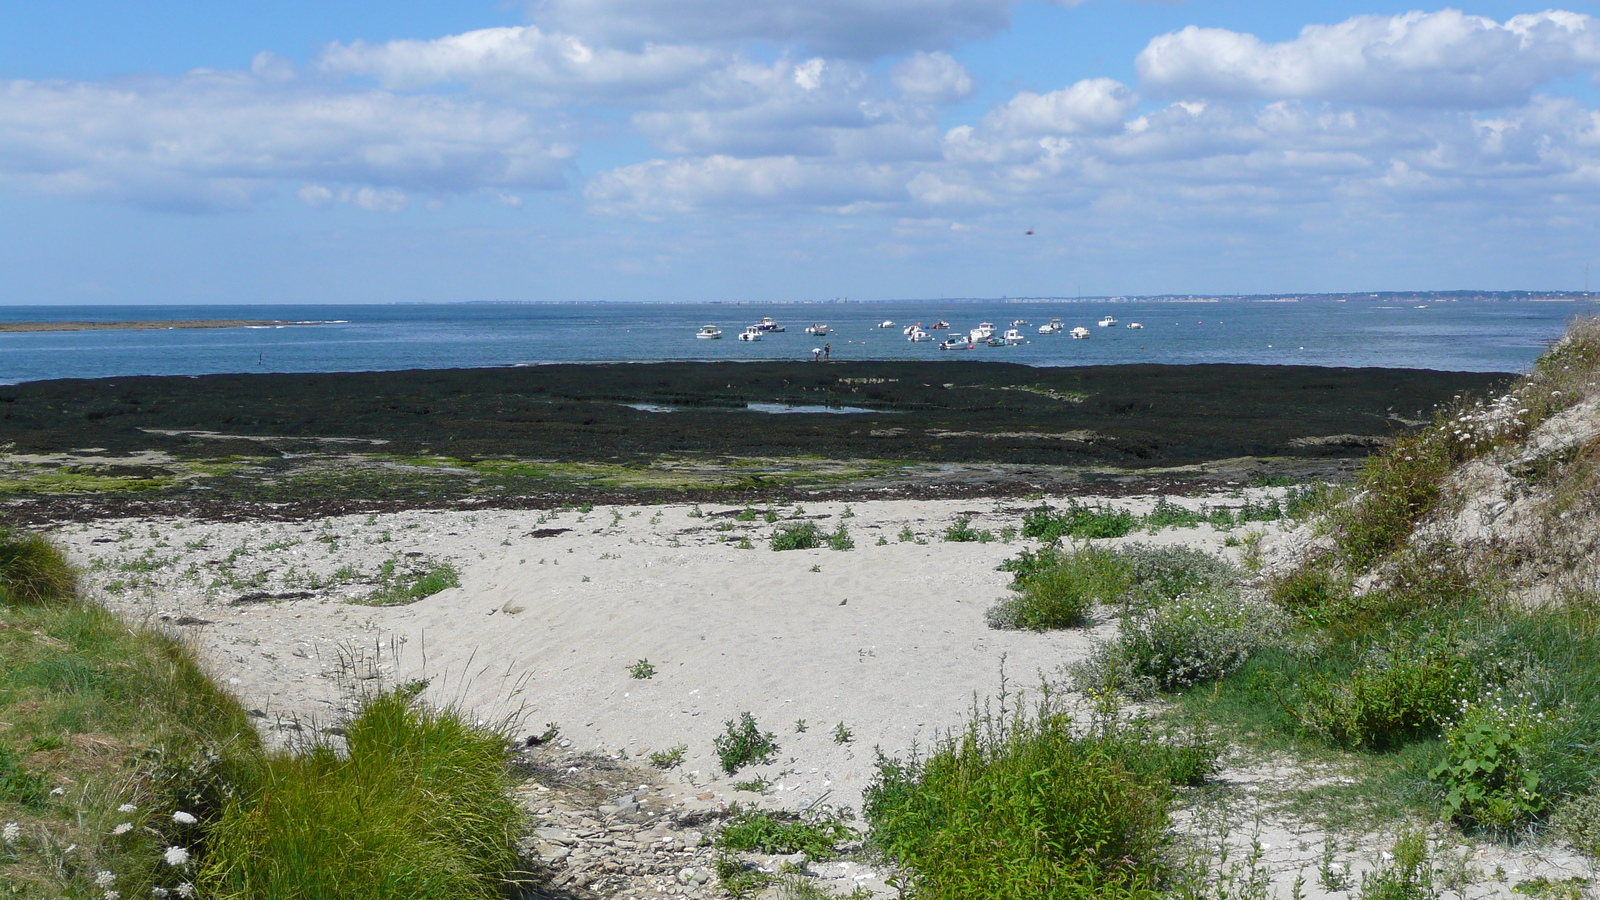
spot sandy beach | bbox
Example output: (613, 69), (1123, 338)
(44, 489), (1595, 899)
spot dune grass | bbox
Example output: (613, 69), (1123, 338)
(0, 528), (531, 898)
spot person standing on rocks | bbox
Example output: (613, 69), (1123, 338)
(823, 343), (831, 360)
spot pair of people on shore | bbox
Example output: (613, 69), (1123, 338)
(811, 343), (832, 361)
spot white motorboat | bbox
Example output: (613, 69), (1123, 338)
(805, 323), (830, 335)
(931, 320), (950, 330)
(1126, 322), (1144, 330)
(878, 320), (895, 328)
(1070, 326), (1090, 339)
(969, 322), (995, 342)
(696, 325), (723, 340)
(1010, 319), (1028, 327)
(756, 316), (784, 332)
(939, 334), (972, 350)
(1038, 317), (1064, 335)
(1002, 328), (1024, 344)
(737, 326), (764, 341)
(1098, 316), (1117, 327)
(907, 327), (931, 342)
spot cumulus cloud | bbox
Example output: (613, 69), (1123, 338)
(0, 70), (572, 211)
(526, 0), (1014, 58)
(979, 78), (1136, 136)
(1137, 9), (1600, 108)
(890, 52), (974, 104)
(586, 154), (909, 212)
(297, 184), (410, 212)
(320, 25), (716, 101)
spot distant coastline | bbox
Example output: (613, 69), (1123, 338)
(0, 320), (323, 333)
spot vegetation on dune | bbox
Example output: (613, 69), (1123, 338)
(0, 528), (529, 898)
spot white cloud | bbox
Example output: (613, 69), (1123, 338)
(297, 184), (410, 212)
(1137, 10), (1600, 108)
(526, 0), (1015, 58)
(320, 25), (716, 101)
(890, 52), (974, 104)
(0, 70), (572, 210)
(979, 78), (1136, 136)
(586, 154), (909, 212)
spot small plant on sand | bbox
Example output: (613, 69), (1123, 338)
(942, 516), (992, 543)
(795, 719), (808, 733)
(1022, 500), (1137, 542)
(826, 523), (854, 551)
(714, 713), (779, 774)
(771, 522), (824, 551)
(355, 559), (461, 607)
(649, 745), (687, 769)
(897, 525), (915, 543)
(1073, 591), (1282, 699)
(733, 776), (771, 793)
(628, 658), (657, 679)
(717, 804), (858, 859)
(832, 722), (853, 744)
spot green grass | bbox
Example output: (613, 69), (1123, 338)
(0, 528), (77, 606)
(717, 805), (857, 859)
(987, 545), (1128, 630)
(1022, 501), (1138, 541)
(863, 690), (1214, 900)
(354, 558), (461, 606)
(770, 522), (824, 551)
(200, 685), (524, 900)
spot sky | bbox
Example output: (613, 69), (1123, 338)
(3, 1), (1600, 304)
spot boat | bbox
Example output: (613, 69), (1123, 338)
(805, 323), (830, 335)
(907, 327), (931, 342)
(1010, 319), (1028, 327)
(756, 316), (784, 332)
(1098, 316), (1117, 327)
(1002, 328), (1024, 344)
(969, 322), (995, 342)
(903, 323), (918, 335)
(1038, 317), (1064, 335)
(696, 325), (723, 340)
(1070, 326), (1090, 339)
(931, 320), (950, 330)
(878, 320), (895, 328)
(939, 334), (973, 350)
(1126, 322), (1144, 330)
(737, 326), (764, 341)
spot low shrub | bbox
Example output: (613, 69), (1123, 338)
(770, 522), (824, 551)
(864, 692), (1207, 900)
(0, 528), (77, 606)
(714, 712), (778, 774)
(1552, 792), (1600, 857)
(987, 546), (1127, 631)
(717, 805), (857, 859)
(1075, 592), (1282, 699)
(826, 522), (854, 551)
(1266, 561), (1352, 618)
(1290, 637), (1477, 751)
(1116, 545), (1239, 613)
(1429, 690), (1555, 832)
(200, 686), (522, 899)
(1022, 501), (1137, 542)
(358, 559), (461, 606)
(942, 517), (993, 543)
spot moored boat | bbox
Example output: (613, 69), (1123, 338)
(907, 327), (931, 342)
(696, 325), (723, 340)
(805, 323), (830, 335)
(1098, 316), (1117, 327)
(1127, 322), (1144, 330)
(1070, 326), (1090, 339)
(737, 326), (764, 341)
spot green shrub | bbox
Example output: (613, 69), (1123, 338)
(1552, 792), (1600, 857)
(864, 693), (1201, 900)
(1141, 498), (1207, 531)
(0, 528), (77, 606)
(649, 745), (687, 769)
(200, 686), (522, 899)
(1429, 694), (1552, 832)
(826, 522), (855, 551)
(770, 522), (824, 551)
(1291, 638), (1476, 751)
(1331, 429), (1456, 569)
(1022, 501), (1137, 542)
(942, 517), (993, 543)
(1076, 592), (1282, 698)
(357, 559), (461, 606)
(987, 546), (1127, 631)
(1115, 545), (1239, 613)
(714, 712), (778, 774)
(1266, 561), (1352, 618)
(717, 805), (857, 859)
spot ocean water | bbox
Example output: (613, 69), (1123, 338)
(1, 300), (1595, 385)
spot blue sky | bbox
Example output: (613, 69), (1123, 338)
(2, 1), (1599, 304)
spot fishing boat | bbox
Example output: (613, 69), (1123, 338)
(1038, 317), (1064, 335)
(878, 320), (895, 328)
(1126, 322), (1144, 330)
(969, 322), (995, 342)
(805, 323), (830, 335)
(931, 320), (950, 330)
(737, 326), (764, 341)
(1070, 326), (1090, 339)
(756, 316), (785, 332)
(907, 327), (931, 342)
(1098, 316), (1117, 327)
(696, 325), (723, 340)
(1002, 328), (1024, 344)
(939, 334), (973, 350)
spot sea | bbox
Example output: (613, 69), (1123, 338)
(2, 299), (1596, 385)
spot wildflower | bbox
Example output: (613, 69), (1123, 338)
(164, 846), (190, 866)
(112, 823), (133, 836)
(117, 803), (137, 813)
(105, 892), (121, 900)
(2, 822), (18, 844)
(96, 871), (117, 887)
(174, 884), (194, 898)
(152, 889), (169, 898)
(171, 811), (197, 826)
(50, 786), (66, 797)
